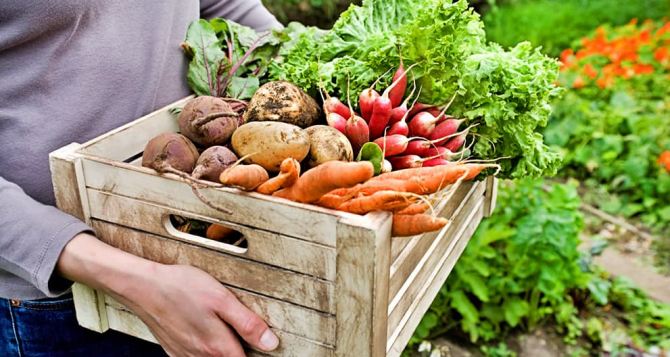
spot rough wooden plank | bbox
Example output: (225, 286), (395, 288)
(91, 220), (335, 313)
(81, 158), (344, 245)
(334, 212), (393, 357)
(387, 204), (484, 356)
(387, 195), (484, 337)
(484, 177), (498, 217)
(78, 97), (191, 161)
(106, 307), (334, 356)
(388, 181), (484, 300)
(49, 142), (86, 221)
(87, 190), (336, 280)
(105, 289), (336, 345)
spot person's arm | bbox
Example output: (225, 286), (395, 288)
(200, 0), (282, 31)
(0, 176), (278, 356)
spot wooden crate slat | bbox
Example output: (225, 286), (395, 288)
(386, 204), (485, 356)
(105, 306), (334, 357)
(334, 213), (392, 356)
(105, 291), (336, 346)
(87, 189), (336, 281)
(78, 97), (191, 161)
(387, 186), (485, 336)
(91, 220), (335, 313)
(388, 181), (483, 300)
(81, 158), (344, 245)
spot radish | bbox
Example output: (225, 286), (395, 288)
(388, 58), (408, 107)
(429, 118), (464, 145)
(381, 159), (393, 173)
(345, 114), (369, 153)
(388, 87), (420, 136)
(389, 82), (418, 125)
(408, 94), (457, 138)
(388, 154), (444, 170)
(445, 131), (468, 152)
(358, 69), (390, 121)
(407, 102), (436, 119)
(326, 112), (347, 133)
(423, 146), (466, 161)
(373, 134), (411, 157)
(422, 158), (452, 167)
(323, 95), (351, 119)
(369, 63), (418, 140)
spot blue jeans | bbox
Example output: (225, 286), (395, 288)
(0, 294), (167, 356)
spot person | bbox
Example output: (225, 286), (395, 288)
(0, 1), (283, 356)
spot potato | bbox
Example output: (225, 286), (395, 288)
(304, 125), (353, 167)
(243, 81), (320, 128)
(231, 122), (310, 172)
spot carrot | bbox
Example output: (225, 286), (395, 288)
(206, 223), (235, 241)
(338, 190), (417, 214)
(256, 158), (301, 195)
(395, 202), (430, 215)
(392, 214), (449, 237)
(273, 161), (374, 203)
(316, 193), (352, 209)
(326, 178), (422, 198)
(219, 164), (269, 191)
(370, 163), (497, 194)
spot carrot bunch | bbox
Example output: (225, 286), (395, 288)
(257, 160), (497, 238)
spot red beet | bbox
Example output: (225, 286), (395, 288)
(191, 146), (238, 182)
(178, 96), (240, 147)
(142, 133), (199, 174)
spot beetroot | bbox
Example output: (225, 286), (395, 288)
(178, 96), (240, 147)
(142, 133), (199, 174)
(191, 146), (238, 182)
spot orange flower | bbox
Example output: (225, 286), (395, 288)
(658, 151), (670, 172)
(572, 76), (586, 89)
(654, 47), (670, 64)
(596, 75), (614, 89)
(582, 63), (598, 79)
(633, 64), (655, 75)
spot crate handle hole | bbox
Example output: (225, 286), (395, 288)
(165, 215), (248, 252)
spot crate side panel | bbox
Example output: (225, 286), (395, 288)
(87, 190), (336, 280)
(91, 220), (335, 313)
(386, 203), (484, 356)
(81, 158), (338, 245)
(388, 181), (484, 300)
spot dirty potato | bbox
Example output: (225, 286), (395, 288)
(231, 122), (310, 172)
(305, 125), (354, 167)
(243, 81), (320, 128)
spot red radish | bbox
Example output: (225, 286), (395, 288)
(369, 63), (418, 139)
(407, 102), (436, 118)
(388, 58), (407, 107)
(381, 160), (392, 173)
(423, 146), (466, 161)
(388, 89), (420, 136)
(388, 154), (444, 170)
(408, 94), (457, 138)
(326, 112), (347, 133)
(445, 131), (468, 152)
(324, 96), (352, 119)
(358, 69), (390, 121)
(373, 134), (411, 157)
(389, 82), (418, 125)
(422, 158), (452, 167)
(345, 114), (369, 153)
(429, 118), (464, 145)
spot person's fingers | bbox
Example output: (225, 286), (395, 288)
(202, 322), (246, 357)
(215, 288), (279, 352)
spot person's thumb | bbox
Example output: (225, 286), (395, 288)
(215, 288), (279, 352)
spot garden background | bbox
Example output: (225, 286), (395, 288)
(262, 0), (670, 355)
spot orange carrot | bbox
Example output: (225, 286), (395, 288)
(273, 161), (374, 203)
(395, 202), (430, 215)
(206, 224), (235, 241)
(219, 164), (269, 191)
(316, 193), (352, 209)
(392, 214), (449, 237)
(256, 158), (301, 195)
(372, 163), (496, 194)
(338, 190), (417, 214)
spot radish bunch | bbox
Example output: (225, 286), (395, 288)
(323, 61), (471, 171)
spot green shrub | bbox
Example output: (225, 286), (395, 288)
(484, 0), (670, 57)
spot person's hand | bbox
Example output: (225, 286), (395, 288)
(57, 233), (279, 357)
(119, 263), (279, 357)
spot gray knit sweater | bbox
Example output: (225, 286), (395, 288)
(0, 0), (280, 300)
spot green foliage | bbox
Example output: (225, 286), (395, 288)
(483, 0), (670, 57)
(410, 179), (588, 344)
(271, 0), (562, 179)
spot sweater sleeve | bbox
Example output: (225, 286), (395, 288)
(0, 176), (91, 297)
(200, 0), (283, 31)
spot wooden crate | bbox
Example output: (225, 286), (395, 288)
(49, 97), (498, 357)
